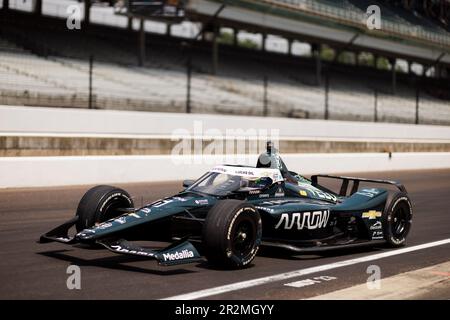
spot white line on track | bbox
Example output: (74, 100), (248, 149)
(162, 239), (450, 300)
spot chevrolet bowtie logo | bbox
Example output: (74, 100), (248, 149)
(362, 210), (382, 219)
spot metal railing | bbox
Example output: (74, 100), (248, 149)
(258, 0), (450, 48)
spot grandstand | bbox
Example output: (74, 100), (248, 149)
(0, 0), (449, 124)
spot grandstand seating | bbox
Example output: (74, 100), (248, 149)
(1, 33), (449, 125)
(0, 1), (448, 125)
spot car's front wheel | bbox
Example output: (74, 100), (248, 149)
(202, 200), (262, 269)
(75, 185), (134, 232)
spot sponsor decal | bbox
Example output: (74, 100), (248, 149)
(370, 221), (382, 230)
(273, 173), (282, 181)
(110, 245), (154, 257)
(357, 188), (381, 198)
(275, 210), (330, 230)
(259, 194), (270, 198)
(372, 230), (384, 240)
(172, 197), (189, 202)
(262, 200), (290, 205)
(115, 216), (127, 224)
(362, 210), (382, 219)
(299, 190), (307, 196)
(56, 237), (72, 242)
(298, 183), (337, 202)
(274, 187), (285, 197)
(212, 166), (227, 173)
(79, 229), (95, 235)
(128, 212), (141, 219)
(162, 249), (195, 261)
(96, 222), (113, 230)
(195, 199), (209, 205)
(209, 165), (283, 183)
(255, 206), (274, 213)
(249, 190), (261, 195)
(235, 169), (256, 176)
(141, 208), (151, 214)
(153, 199), (173, 208)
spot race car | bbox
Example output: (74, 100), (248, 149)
(39, 142), (413, 269)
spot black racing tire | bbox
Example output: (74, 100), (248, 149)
(202, 200), (262, 269)
(75, 185), (134, 232)
(382, 191), (413, 247)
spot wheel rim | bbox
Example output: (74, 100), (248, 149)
(231, 217), (256, 257)
(391, 202), (411, 240)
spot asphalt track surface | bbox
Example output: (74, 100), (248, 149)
(0, 169), (449, 300)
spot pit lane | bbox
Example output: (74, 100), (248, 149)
(0, 169), (449, 299)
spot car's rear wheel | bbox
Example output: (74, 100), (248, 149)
(382, 192), (413, 247)
(75, 185), (134, 232)
(202, 200), (262, 269)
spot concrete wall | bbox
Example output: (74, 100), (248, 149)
(1, 152), (449, 188)
(1, 105), (450, 141)
(2, 106), (450, 188)
(2, 135), (450, 157)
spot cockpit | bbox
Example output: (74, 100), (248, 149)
(186, 165), (283, 196)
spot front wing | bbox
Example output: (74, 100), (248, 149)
(38, 216), (202, 266)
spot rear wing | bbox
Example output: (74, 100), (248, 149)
(311, 174), (407, 197)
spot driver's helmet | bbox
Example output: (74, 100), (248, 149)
(256, 141), (288, 174)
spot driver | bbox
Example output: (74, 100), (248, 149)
(256, 141), (302, 184)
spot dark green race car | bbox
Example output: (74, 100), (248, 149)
(39, 142), (413, 269)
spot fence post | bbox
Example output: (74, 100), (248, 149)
(415, 86), (419, 125)
(138, 18), (145, 67)
(263, 75), (268, 117)
(186, 56), (192, 113)
(324, 71), (329, 120)
(88, 55), (93, 109)
(2, 0), (9, 11)
(374, 89), (378, 122)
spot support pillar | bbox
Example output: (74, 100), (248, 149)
(373, 54), (379, 68)
(422, 64), (428, 77)
(407, 60), (412, 74)
(34, 0), (42, 16)
(333, 49), (342, 63)
(312, 44), (322, 86)
(262, 33), (267, 51)
(287, 38), (293, 56)
(212, 24), (219, 74)
(2, 0), (9, 11)
(435, 64), (442, 79)
(84, 0), (91, 26)
(232, 28), (238, 46)
(138, 19), (145, 67)
(389, 58), (397, 94)
(127, 16), (133, 31)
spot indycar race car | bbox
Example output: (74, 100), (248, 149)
(39, 142), (413, 269)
